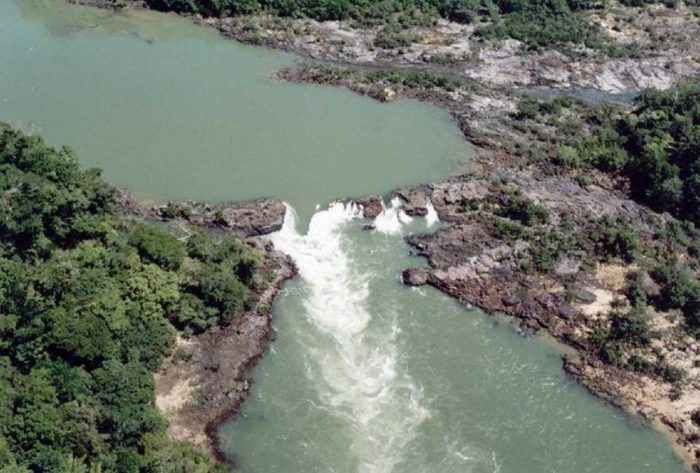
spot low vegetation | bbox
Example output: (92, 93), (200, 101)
(517, 83), (700, 225)
(0, 124), (263, 472)
(107, 0), (695, 52)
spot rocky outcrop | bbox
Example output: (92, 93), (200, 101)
(118, 191), (294, 461)
(402, 267), (430, 286)
(208, 12), (699, 94)
(463, 38), (699, 93)
(396, 163), (700, 468)
(118, 190), (286, 238)
(356, 194), (384, 219)
(398, 188), (429, 217)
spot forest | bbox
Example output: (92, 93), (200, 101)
(0, 124), (261, 472)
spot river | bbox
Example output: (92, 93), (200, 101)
(0, 1), (687, 472)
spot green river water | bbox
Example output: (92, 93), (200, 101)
(0, 1), (688, 472)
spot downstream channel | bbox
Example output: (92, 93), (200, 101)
(0, 1), (688, 472)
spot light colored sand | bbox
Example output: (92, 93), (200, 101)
(155, 375), (194, 415)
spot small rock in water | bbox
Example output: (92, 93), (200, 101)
(363, 223), (376, 231)
(402, 267), (429, 286)
(356, 195), (384, 219)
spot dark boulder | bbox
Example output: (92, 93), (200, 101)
(357, 195), (384, 219)
(558, 304), (578, 320)
(402, 267), (429, 286)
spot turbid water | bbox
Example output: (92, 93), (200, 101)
(0, 0), (469, 223)
(0, 2), (687, 472)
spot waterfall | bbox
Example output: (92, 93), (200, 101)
(425, 200), (440, 228)
(373, 197), (413, 235)
(270, 202), (429, 473)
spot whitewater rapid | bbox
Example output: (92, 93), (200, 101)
(270, 201), (430, 473)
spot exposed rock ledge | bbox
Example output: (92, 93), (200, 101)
(72, 0), (699, 95)
(393, 160), (700, 471)
(118, 190), (286, 238)
(205, 12), (699, 94)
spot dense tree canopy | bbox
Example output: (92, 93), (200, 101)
(563, 83), (700, 224)
(0, 124), (260, 472)
(620, 85), (700, 222)
(143, 0), (597, 20)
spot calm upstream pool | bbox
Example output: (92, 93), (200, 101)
(0, 1), (687, 472)
(0, 0), (469, 223)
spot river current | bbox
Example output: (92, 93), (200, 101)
(0, 1), (688, 472)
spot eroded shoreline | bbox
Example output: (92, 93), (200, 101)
(383, 164), (700, 470)
(118, 192), (296, 462)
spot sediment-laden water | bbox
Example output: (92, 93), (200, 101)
(0, 1), (688, 472)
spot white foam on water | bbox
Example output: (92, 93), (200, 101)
(447, 439), (501, 473)
(270, 202), (429, 473)
(425, 200), (440, 228)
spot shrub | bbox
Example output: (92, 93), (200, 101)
(497, 192), (550, 226)
(555, 145), (583, 167)
(129, 224), (185, 271)
(655, 362), (686, 384)
(598, 340), (625, 365)
(530, 244), (557, 272)
(594, 307), (655, 364)
(195, 265), (250, 324)
(627, 354), (652, 373)
(515, 97), (540, 120)
(691, 409), (700, 426)
(595, 217), (638, 262)
(186, 229), (214, 260)
(607, 309), (653, 348)
(493, 219), (529, 240)
(374, 25), (419, 49)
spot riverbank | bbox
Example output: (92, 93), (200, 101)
(154, 248), (295, 462)
(119, 192), (296, 461)
(207, 9), (699, 93)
